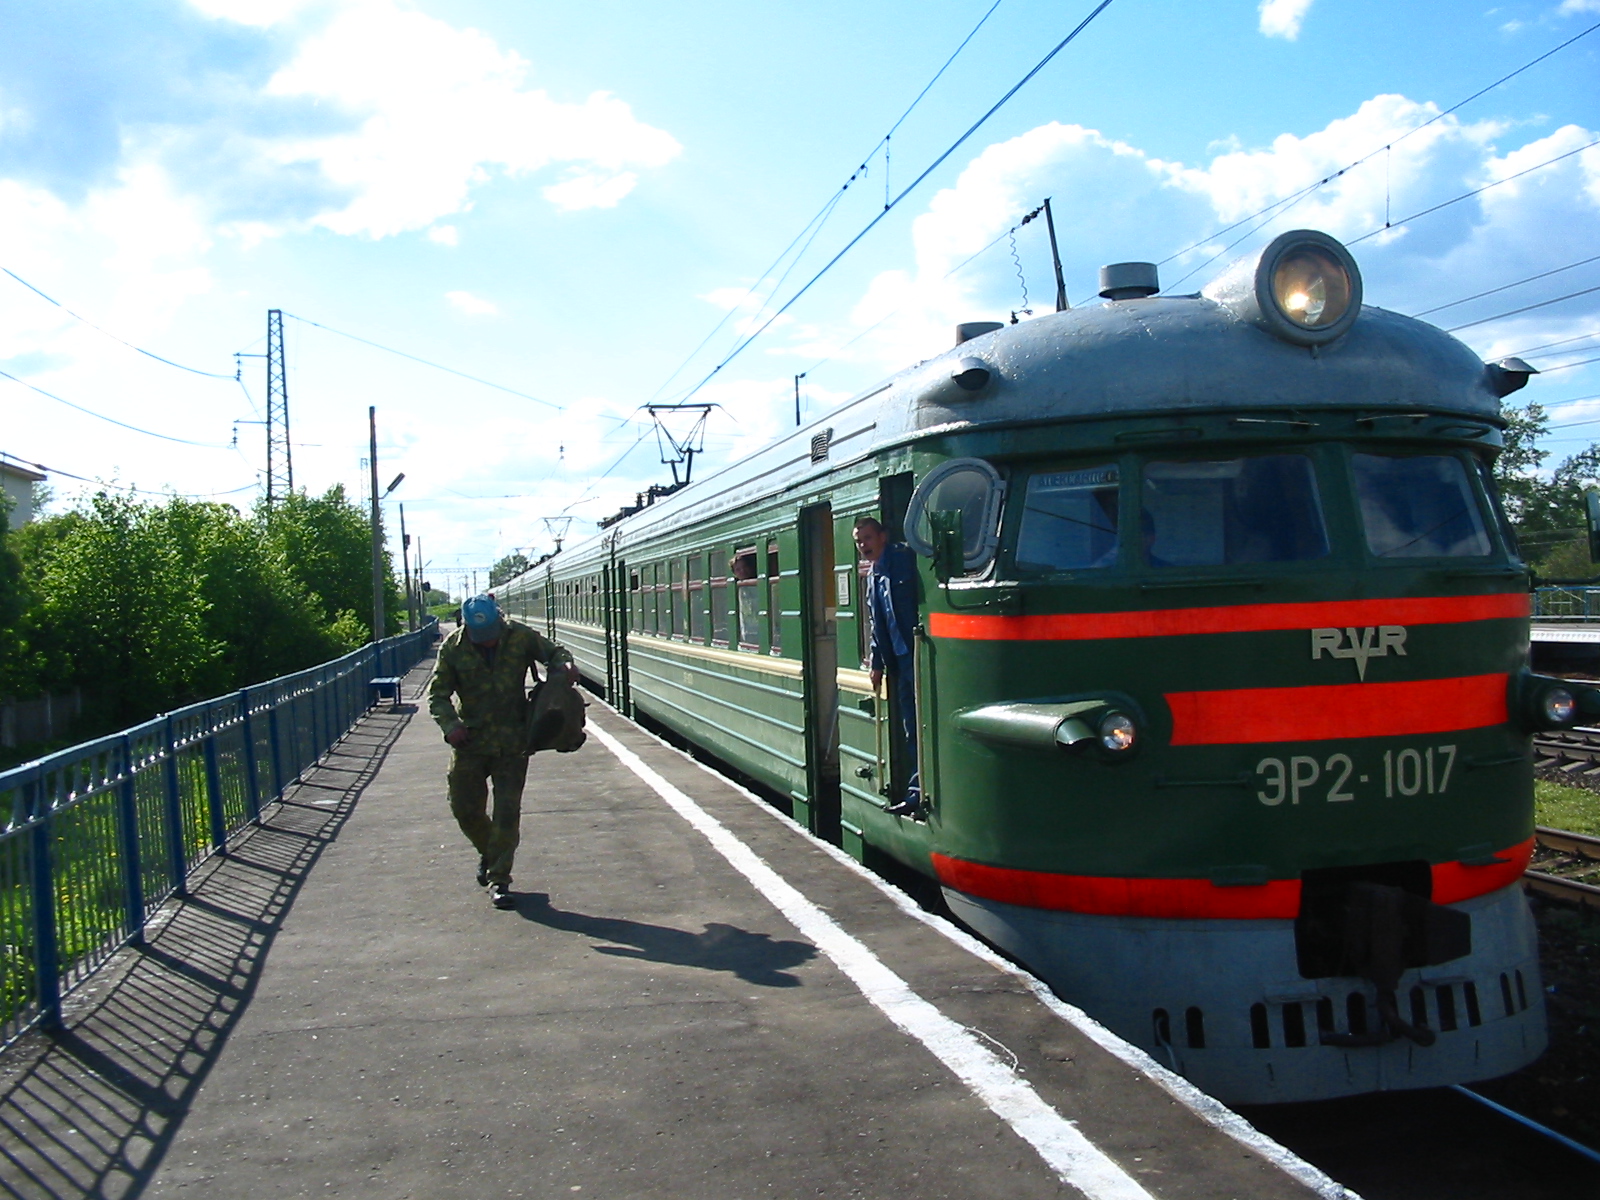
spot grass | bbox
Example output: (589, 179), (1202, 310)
(1534, 778), (1600, 836)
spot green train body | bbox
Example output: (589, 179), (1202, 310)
(500, 232), (1577, 1104)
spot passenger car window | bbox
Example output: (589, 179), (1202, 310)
(1353, 453), (1491, 558)
(1015, 465), (1120, 572)
(1141, 455), (1329, 567)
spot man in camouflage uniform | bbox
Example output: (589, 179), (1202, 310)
(428, 594), (576, 909)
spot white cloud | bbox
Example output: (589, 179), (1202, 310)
(445, 290), (498, 316)
(427, 224), (459, 246)
(542, 169), (639, 211)
(1558, 1), (1600, 14)
(1259, 0), (1314, 40)
(261, 0), (681, 237)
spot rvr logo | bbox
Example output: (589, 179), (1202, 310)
(1310, 626), (1407, 681)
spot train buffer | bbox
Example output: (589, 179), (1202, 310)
(0, 672), (1344, 1200)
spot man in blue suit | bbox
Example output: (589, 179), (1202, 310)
(853, 516), (921, 816)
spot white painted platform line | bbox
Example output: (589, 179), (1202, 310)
(588, 723), (1154, 1200)
(597, 702), (1359, 1200)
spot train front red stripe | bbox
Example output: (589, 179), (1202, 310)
(928, 592), (1528, 641)
(932, 838), (1534, 918)
(1164, 673), (1508, 745)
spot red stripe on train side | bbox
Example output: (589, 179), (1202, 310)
(933, 838), (1534, 919)
(928, 592), (1529, 642)
(1432, 837), (1534, 903)
(1164, 673), (1508, 745)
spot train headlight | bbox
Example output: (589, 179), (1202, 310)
(1271, 246), (1352, 329)
(1098, 711), (1137, 753)
(1202, 229), (1363, 347)
(1542, 687), (1577, 726)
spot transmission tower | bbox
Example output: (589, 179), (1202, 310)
(265, 309), (293, 504)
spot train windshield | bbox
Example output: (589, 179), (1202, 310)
(1015, 465), (1120, 572)
(1353, 453), (1491, 558)
(1142, 454), (1329, 567)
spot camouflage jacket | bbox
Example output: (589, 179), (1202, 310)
(428, 620), (574, 757)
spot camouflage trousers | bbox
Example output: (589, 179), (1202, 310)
(447, 749), (529, 886)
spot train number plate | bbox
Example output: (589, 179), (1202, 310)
(1254, 745), (1457, 806)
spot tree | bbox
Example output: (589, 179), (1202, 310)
(260, 485), (404, 639)
(1494, 402), (1600, 575)
(489, 552), (530, 588)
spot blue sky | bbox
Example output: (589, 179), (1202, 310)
(1, 0), (1598, 595)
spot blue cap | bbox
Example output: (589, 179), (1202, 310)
(462, 594), (505, 643)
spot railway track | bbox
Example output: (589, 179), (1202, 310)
(1528, 825), (1600, 912)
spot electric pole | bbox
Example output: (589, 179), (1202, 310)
(399, 502), (415, 633)
(265, 309), (292, 504)
(369, 407), (384, 644)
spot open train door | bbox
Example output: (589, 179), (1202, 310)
(797, 502), (842, 844)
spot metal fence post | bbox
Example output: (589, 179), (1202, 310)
(162, 715), (189, 898)
(202, 714), (227, 855)
(239, 688), (262, 823)
(117, 735), (146, 945)
(266, 702), (285, 803)
(27, 773), (62, 1030)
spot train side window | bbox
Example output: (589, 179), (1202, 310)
(734, 547), (760, 650)
(1015, 465), (1120, 573)
(629, 570), (641, 633)
(670, 559), (685, 638)
(689, 554), (707, 642)
(1353, 453), (1491, 558)
(1475, 458), (1520, 560)
(905, 457), (1005, 574)
(767, 540), (782, 655)
(710, 549), (730, 646)
(648, 563), (661, 635)
(1141, 454), (1329, 567)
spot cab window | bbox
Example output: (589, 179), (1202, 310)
(1353, 453), (1491, 558)
(1141, 454), (1329, 567)
(1015, 465), (1120, 573)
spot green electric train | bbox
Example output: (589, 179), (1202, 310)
(498, 230), (1581, 1105)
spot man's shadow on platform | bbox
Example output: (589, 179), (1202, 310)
(515, 894), (816, 987)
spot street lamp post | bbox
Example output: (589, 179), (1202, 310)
(367, 405), (405, 644)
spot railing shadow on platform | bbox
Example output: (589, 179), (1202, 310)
(0, 620), (438, 1051)
(513, 895), (818, 987)
(0, 699), (414, 1200)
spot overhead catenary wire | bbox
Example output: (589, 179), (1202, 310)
(1, 266), (238, 380)
(1, 450), (255, 499)
(1413, 253), (1600, 317)
(671, 0), (1117, 409)
(0, 366), (232, 448)
(1157, 17), (1600, 273)
(646, 0), (1007, 406)
(1507, 328), (1600, 359)
(1444, 282), (1600, 333)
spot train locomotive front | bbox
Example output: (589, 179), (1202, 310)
(903, 231), (1577, 1105)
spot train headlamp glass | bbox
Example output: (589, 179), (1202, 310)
(1098, 711), (1137, 753)
(1542, 687), (1577, 725)
(1271, 247), (1352, 330)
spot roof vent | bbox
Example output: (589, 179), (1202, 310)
(810, 427), (833, 463)
(955, 321), (1004, 345)
(1098, 262), (1159, 300)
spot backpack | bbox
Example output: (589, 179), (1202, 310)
(525, 677), (587, 754)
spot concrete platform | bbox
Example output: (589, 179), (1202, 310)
(0, 655), (1348, 1200)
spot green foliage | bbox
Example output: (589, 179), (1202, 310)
(489, 551), (530, 588)
(2, 484), (404, 735)
(1496, 403), (1600, 575)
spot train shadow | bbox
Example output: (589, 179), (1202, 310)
(0, 690), (419, 1200)
(513, 894), (817, 987)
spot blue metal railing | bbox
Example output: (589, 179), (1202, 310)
(0, 619), (438, 1046)
(1532, 586), (1600, 620)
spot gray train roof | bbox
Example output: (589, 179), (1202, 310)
(524, 290), (1503, 573)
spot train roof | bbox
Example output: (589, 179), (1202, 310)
(522, 231), (1514, 572)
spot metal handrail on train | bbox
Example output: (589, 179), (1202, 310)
(0, 618), (439, 1048)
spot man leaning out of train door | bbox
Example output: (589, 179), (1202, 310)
(853, 516), (922, 816)
(428, 594), (577, 909)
